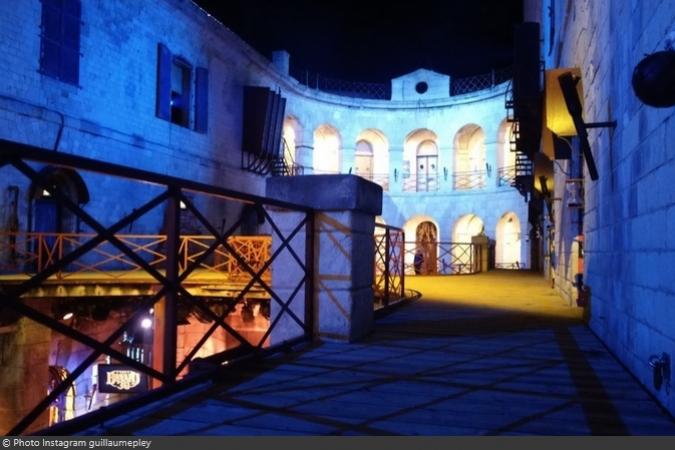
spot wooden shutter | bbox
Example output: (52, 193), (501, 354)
(60, 0), (81, 84)
(156, 43), (172, 120)
(194, 67), (208, 133)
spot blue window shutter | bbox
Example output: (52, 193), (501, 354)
(40, 0), (61, 78)
(40, 0), (80, 85)
(156, 43), (172, 120)
(194, 67), (208, 133)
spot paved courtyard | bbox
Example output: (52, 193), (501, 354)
(83, 271), (675, 435)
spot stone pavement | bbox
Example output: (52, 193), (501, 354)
(82, 271), (675, 435)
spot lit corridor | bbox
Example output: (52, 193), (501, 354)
(80, 271), (675, 435)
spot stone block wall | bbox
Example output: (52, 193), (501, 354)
(536, 0), (675, 414)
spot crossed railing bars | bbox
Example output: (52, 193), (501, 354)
(0, 232), (271, 282)
(404, 241), (479, 275)
(373, 224), (405, 308)
(0, 139), (315, 435)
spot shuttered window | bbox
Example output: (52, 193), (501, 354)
(40, 0), (81, 85)
(156, 43), (208, 133)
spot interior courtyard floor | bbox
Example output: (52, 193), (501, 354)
(80, 270), (675, 436)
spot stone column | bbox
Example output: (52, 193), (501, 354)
(295, 128), (315, 174)
(389, 146), (404, 194)
(266, 175), (382, 342)
(485, 141), (499, 190)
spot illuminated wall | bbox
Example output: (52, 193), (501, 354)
(529, 0), (675, 415)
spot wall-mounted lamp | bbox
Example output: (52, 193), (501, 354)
(632, 45), (675, 108)
(565, 179), (584, 208)
(443, 167), (448, 181)
(485, 163), (492, 177)
(558, 72), (616, 181)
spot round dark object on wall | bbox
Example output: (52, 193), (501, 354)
(631, 50), (675, 108)
(415, 81), (428, 94)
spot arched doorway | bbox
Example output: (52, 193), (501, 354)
(403, 129), (438, 192)
(355, 129), (389, 190)
(497, 120), (516, 186)
(416, 140), (438, 192)
(29, 167), (89, 263)
(454, 124), (486, 189)
(282, 119), (297, 171)
(452, 214), (485, 272)
(47, 366), (76, 426)
(496, 212), (521, 268)
(29, 167), (89, 235)
(354, 139), (374, 179)
(313, 124), (341, 174)
(416, 221), (438, 274)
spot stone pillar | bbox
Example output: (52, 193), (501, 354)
(472, 234), (490, 272)
(266, 175), (382, 342)
(271, 50), (290, 76)
(439, 145), (454, 193)
(485, 141), (499, 190)
(295, 128), (314, 174)
(342, 145), (355, 174)
(389, 146), (404, 194)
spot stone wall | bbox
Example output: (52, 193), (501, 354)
(535, 0), (675, 414)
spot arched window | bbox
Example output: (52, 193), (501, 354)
(29, 167), (89, 235)
(313, 125), (341, 174)
(354, 140), (374, 179)
(496, 212), (521, 268)
(403, 129), (438, 192)
(355, 129), (389, 190)
(497, 120), (516, 186)
(415, 221), (438, 274)
(416, 140), (438, 192)
(454, 124), (486, 189)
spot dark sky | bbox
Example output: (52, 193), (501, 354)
(193, 0), (523, 82)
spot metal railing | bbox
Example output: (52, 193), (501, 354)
(0, 140), (315, 435)
(289, 66), (391, 100)
(405, 241), (481, 275)
(450, 67), (512, 96)
(373, 224), (405, 309)
(306, 169), (390, 191)
(453, 170), (487, 190)
(498, 165), (516, 187)
(354, 172), (389, 191)
(402, 173), (439, 192)
(291, 65), (511, 100)
(0, 232), (271, 283)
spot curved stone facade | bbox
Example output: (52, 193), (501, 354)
(0, 0), (529, 268)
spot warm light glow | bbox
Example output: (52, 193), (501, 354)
(313, 125), (341, 173)
(141, 317), (153, 329)
(62, 312), (74, 321)
(454, 124), (486, 173)
(544, 67), (583, 137)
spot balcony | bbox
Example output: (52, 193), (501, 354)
(403, 173), (439, 192)
(497, 165), (516, 187)
(453, 170), (487, 190)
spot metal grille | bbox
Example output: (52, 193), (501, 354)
(0, 140), (315, 435)
(373, 224), (405, 308)
(289, 66), (391, 100)
(497, 165), (516, 187)
(355, 172), (389, 191)
(402, 174), (439, 192)
(451, 67), (512, 96)
(405, 241), (479, 275)
(453, 170), (487, 190)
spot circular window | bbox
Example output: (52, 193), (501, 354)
(415, 81), (428, 94)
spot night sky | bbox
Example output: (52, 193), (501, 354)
(193, 0), (523, 82)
